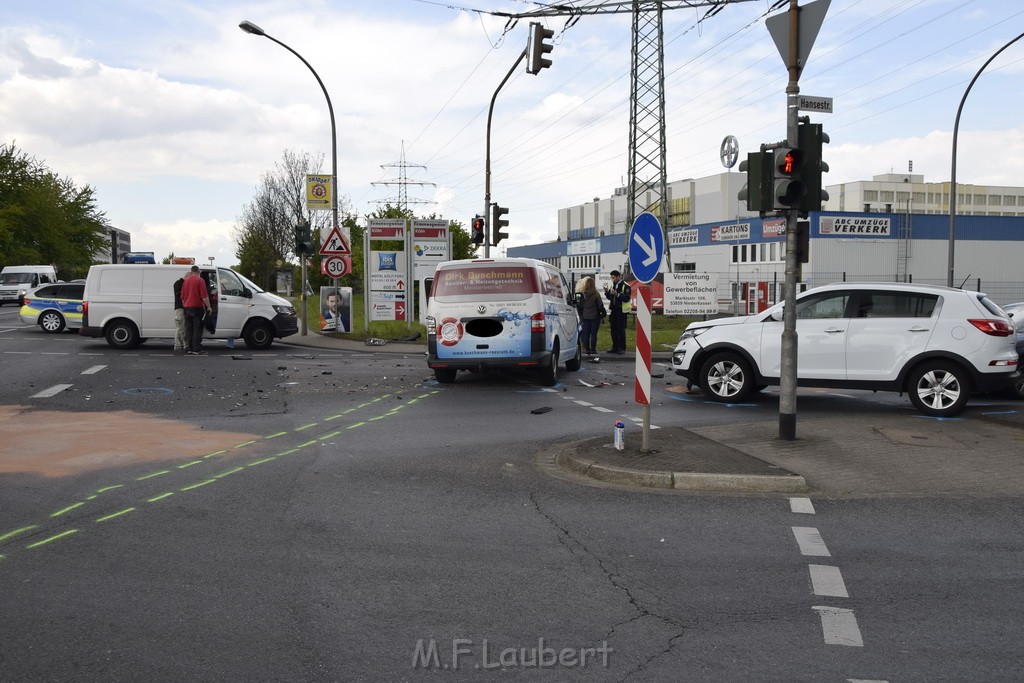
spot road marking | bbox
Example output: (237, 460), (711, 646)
(147, 492), (175, 503)
(0, 525), (38, 542)
(50, 502), (86, 518)
(591, 406), (614, 413)
(42, 352), (70, 355)
(31, 383), (73, 398)
(95, 507), (136, 523)
(135, 470), (170, 481)
(26, 529), (79, 549)
(792, 526), (831, 557)
(574, 401), (594, 407)
(180, 479), (216, 491)
(81, 365), (107, 375)
(790, 497), (815, 514)
(812, 606), (864, 647)
(809, 564), (849, 597)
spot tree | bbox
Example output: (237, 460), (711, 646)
(232, 149), (350, 290)
(0, 142), (109, 279)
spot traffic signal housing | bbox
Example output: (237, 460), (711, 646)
(772, 147), (805, 210)
(294, 220), (312, 256)
(470, 215), (485, 246)
(527, 22), (554, 74)
(491, 204), (509, 246)
(798, 122), (830, 215)
(738, 151), (772, 216)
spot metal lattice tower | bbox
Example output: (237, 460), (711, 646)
(626, 1), (669, 257)
(371, 140), (436, 213)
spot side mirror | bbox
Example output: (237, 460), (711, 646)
(770, 308), (784, 322)
(243, 287), (253, 299)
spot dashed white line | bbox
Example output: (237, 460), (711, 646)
(591, 406), (614, 413)
(790, 497), (816, 514)
(81, 365), (107, 375)
(808, 564), (849, 598)
(31, 383), (73, 398)
(792, 526), (832, 557)
(812, 606), (864, 647)
(574, 401), (595, 407)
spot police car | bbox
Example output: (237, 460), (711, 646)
(19, 282), (85, 333)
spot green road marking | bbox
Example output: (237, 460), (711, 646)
(26, 529), (79, 549)
(177, 460), (204, 469)
(368, 415), (387, 422)
(147, 492), (174, 503)
(213, 466), (245, 479)
(50, 502), (86, 518)
(96, 484), (124, 494)
(347, 422), (366, 429)
(180, 479), (216, 492)
(96, 507), (136, 523)
(233, 441), (256, 449)
(277, 448), (301, 457)
(299, 440), (319, 448)
(86, 495), (98, 500)
(246, 456), (277, 467)
(295, 423), (317, 431)
(319, 431), (341, 440)
(323, 414), (345, 421)
(135, 470), (170, 481)
(265, 431), (288, 439)
(203, 449), (228, 459)
(0, 525), (39, 543)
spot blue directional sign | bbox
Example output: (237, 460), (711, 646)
(628, 212), (664, 284)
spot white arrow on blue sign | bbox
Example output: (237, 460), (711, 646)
(628, 212), (664, 284)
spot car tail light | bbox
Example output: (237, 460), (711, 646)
(531, 312), (545, 333)
(21, 298), (31, 306)
(83, 301), (88, 316)
(968, 319), (1014, 337)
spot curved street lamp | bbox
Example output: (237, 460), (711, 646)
(947, 30), (1024, 287)
(239, 19), (340, 334)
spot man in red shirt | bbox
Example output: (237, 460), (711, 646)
(180, 266), (212, 355)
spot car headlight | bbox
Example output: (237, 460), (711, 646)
(273, 305), (295, 315)
(678, 327), (710, 342)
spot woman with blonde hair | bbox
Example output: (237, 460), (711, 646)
(575, 276), (606, 357)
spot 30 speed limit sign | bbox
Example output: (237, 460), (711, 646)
(321, 255), (350, 278)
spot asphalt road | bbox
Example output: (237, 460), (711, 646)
(1, 313), (1022, 681)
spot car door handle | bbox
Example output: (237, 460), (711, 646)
(907, 327), (931, 332)
(824, 327), (845, 334)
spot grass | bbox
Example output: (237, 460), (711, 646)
(300, 293), (695, 350)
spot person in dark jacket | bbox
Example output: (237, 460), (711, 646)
(604, 270), (631, 354)
(575, 276), (605, 357)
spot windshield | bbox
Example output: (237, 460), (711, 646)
(231, 269), (265, 294)
(0, 273), (33, 285)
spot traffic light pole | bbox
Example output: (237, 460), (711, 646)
(484, 48), (527, 258)
(779, 0), (801, 441)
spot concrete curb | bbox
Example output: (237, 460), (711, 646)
(555, 438), (808, 494)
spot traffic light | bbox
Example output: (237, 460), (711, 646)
(470, 215), (485, 246)
(738, 151), (772, 216)
(772, 146), (805, 210)
(526, 22), (554, 75)
(797, 122), (830, 215)
(294, 220), (312, 255)
(491, 204), (509, 246)
(795, 219), (810, 264)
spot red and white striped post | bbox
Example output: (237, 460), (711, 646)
(633, 284), (652, 452)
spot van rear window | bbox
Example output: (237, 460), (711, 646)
(432, 266), (538, 298)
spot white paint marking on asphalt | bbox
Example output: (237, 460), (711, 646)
(809, 564), (849, 598)
(574, 401), (594, 407)
(792, 526), (831, 557)
(848, 679), (889, 682)
(42, 352), (70, 355)
(31, 383), (73, 398)
(591, 406), (614, 413)
(812, 606), (863, 647)
(790, 497), (816, 514)
(3, 351), (31, 354)
(81, 365), (107, 375)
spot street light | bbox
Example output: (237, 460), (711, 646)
(239, 19), (339, 335)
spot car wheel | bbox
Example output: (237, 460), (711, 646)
(105, 320), (140, 349)
(434, 368), (457, 384)
(1007, 369), (1024, 400)
(565, 340), (582, 371)
(700, 353), (754, 402)
(39, 311), (66, 333)
(538, 343), (559, 387)
(908, 361), (970, 417)
(243, 322), (274, 350)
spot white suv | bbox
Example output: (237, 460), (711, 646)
(672, 283), (1019, 417)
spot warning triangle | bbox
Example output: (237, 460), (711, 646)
(319, 226), (351, 255)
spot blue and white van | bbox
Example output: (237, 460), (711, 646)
(426, 258), (582, 386)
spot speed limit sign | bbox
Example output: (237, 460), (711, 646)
(321, 255), (350, 277)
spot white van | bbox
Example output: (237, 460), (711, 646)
(80, 264), (298, 349)
(0, 265), (58, 306)
(426, 257), (582, 386)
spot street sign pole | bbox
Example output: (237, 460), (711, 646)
(627, 212), (664, 454)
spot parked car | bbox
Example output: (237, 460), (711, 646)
(19, 282), (86, 333)
(999, 302), (1024, 398)
(672, 282), (1018, 417)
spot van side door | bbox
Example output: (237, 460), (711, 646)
(215, 268), (252, 335)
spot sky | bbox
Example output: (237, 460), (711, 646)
(1, 0), (1022, 270)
